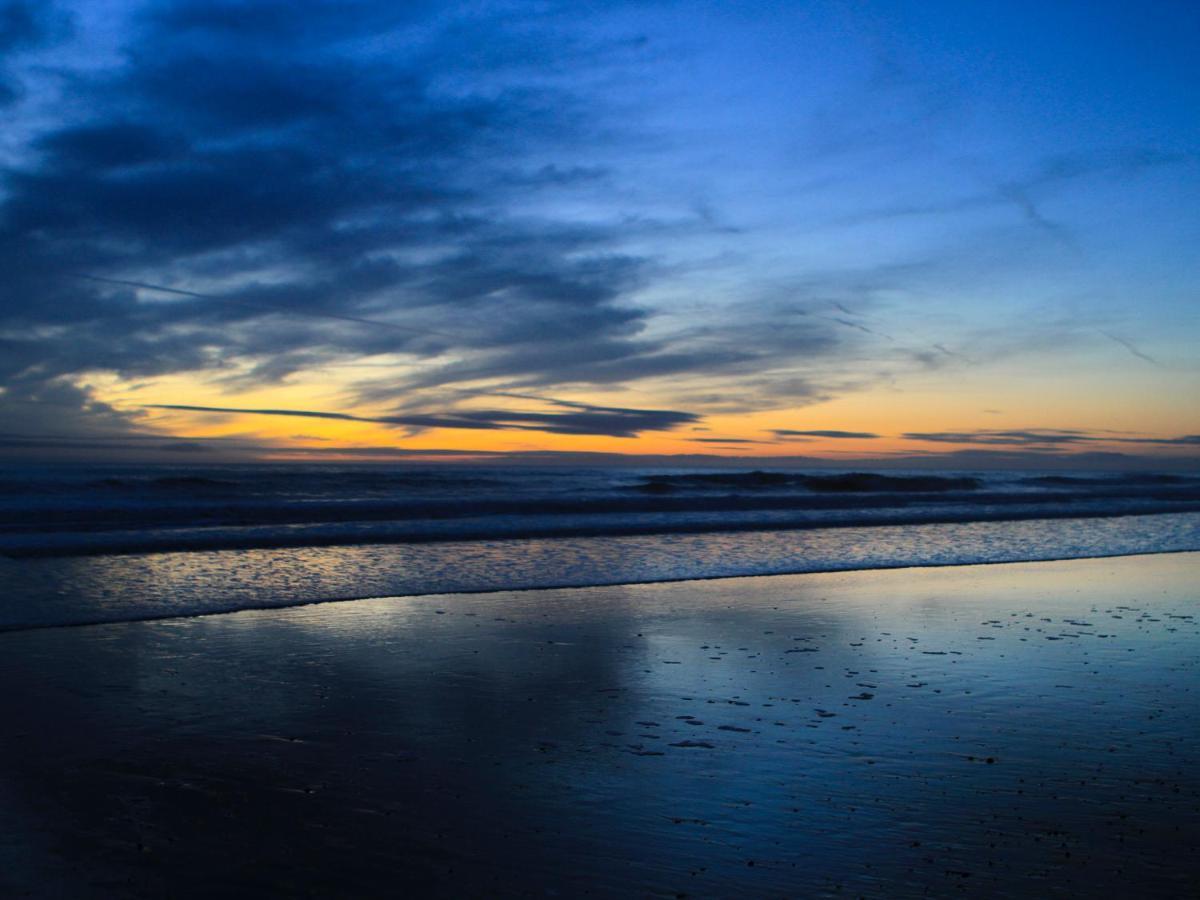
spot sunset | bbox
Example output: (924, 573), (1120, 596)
(2, 1), (1196, 466)
(1, 1), (1197, 896)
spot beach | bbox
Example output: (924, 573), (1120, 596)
(4, 0), (1197, 894)
(1, 552), (1196, 897)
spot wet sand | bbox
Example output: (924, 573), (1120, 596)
(1, 552), (1197, 897)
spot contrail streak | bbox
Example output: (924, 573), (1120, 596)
(68, 273), (456, 339)
(1097, 329), (1161, 367)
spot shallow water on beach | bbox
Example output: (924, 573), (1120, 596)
(0, 554), (1197, 897)
(2, 511), (1198, 630)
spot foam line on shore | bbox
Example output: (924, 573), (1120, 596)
(3, 547), (1196, 636)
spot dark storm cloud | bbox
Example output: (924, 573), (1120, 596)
(148, 397), (700, 438)
(773, 429), (879, 439)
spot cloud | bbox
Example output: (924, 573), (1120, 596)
(0, 0), (889, 445)
(70, 274), (456, 338)
(772, 429), (879, 439)
(0, 375), (147, 441)
(0, 1), (664, 431)
(0, 0), (70, 105)
(904, 429), (1200, 448)
(687, 437), (769, 444)
(904, 429), (1093, 446)
(147, 396), (700, 438)
(1134, 435), (1200, 446)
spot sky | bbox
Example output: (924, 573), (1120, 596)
(1, 0), (1197, 467)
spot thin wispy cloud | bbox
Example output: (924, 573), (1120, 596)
(773, 429), (880, 440)
(688, 437), (770, 445)
(905, 430), (1200, 448)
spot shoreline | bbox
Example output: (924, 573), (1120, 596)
(2, 545), (1197, 636)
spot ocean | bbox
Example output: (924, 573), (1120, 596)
(2, 463), (1198, 631)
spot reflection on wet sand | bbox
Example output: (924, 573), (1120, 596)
(0, 553), (1197, 896)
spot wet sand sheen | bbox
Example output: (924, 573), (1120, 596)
(1, 553), (1197, 896)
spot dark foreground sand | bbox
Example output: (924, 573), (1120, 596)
(1, 553), (1197, 897)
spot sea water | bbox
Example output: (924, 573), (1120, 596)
(2, 463), (1197, 630)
